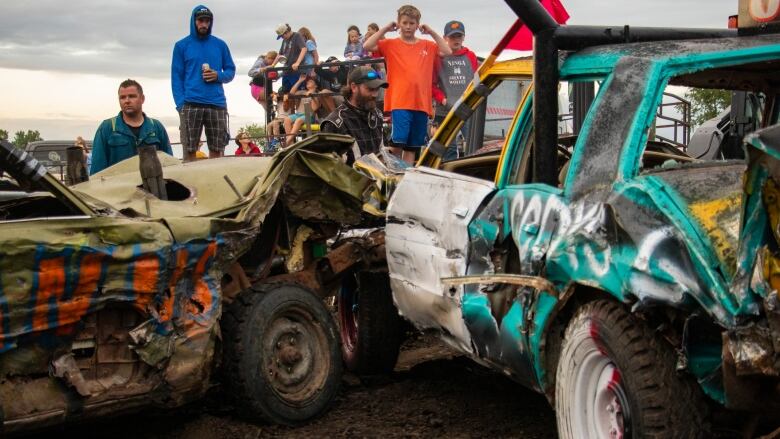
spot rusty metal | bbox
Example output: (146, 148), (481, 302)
(222, 262), (251, 303)
(223, 175), (245, 201)
(267, 230), (387, 298)
(441, 274), (560, 298)
(137, 144), (167, 200)
(722, 335), (780, 412)
(264, 304), (330, 402)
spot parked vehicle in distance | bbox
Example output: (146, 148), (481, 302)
(25, 140), (93, 182)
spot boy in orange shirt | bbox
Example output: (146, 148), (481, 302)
(363, 4), (451, 164)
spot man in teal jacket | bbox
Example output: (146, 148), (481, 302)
(91, 79), (173, 174)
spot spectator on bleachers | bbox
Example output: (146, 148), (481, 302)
(267, 92), (288, 150)
(432, 20), (478, 160)
(347, 24), (361, 38)
(248, 50), (278, 111)
(363, 4), (451, 164)
(273, 23), (307, 92)
(284, 76), (321, 145)
(316, 56), (348, 114)
(364, 23), (382, 58)
(234, 131), (262, 155)
(298, 27), (319, 71)
(344, 28), (364, 60)
(316, 56), (349, 92)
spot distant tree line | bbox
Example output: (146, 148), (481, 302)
(685, 88), (732, 127)
(239, 123), (266, 143)
(0, 128), (43, 149)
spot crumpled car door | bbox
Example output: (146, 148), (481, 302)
(386, 167), (495, 352)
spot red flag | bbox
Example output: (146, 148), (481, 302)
(506, 0), (570, 51)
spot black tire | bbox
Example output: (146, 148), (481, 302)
(222, 283), (341, 425)
(555, 300), (708, 439)
(338, 270), (403, 374)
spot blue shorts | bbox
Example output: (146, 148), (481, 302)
(288, 113), (313, 123)
(391, 109), (428, 149)
(281, 74), (298, 92)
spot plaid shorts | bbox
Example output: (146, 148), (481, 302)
(179, 103), (230, 153)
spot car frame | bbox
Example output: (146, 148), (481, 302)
(0, 134), (370, 434)
(382, 1), (780, 436)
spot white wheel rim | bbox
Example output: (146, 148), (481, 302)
(558, 320), (630, 439)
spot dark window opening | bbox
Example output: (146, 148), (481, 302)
(136, 179), (192, 201)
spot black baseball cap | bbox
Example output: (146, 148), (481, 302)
(444, 20), (465, 37)
(348, 67), (388, 89)
(194, 7), (213, 20)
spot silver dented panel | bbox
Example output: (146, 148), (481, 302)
(386, 167), (495, 352)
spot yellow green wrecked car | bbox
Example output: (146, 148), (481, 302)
(0, 134), (373, 434)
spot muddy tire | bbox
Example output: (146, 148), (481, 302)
(222, 283), (341, 425)
(338, 271), (403, 374)
(555, 300), (708, 439)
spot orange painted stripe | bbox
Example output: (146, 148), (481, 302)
(57, 253), (103, 329)
(191, 242), (217, 317)
(33, 257), (66, 332)
(133, 253), (160, 312)
(161, 248), (189, 322)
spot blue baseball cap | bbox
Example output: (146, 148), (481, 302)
(444, 20), (465, 37)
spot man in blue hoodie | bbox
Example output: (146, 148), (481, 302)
(171, 5), (235, 162)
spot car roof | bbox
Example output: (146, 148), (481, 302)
(562, 33), (780, 77)
(485, 57), (533, 77)
(25, 140), (92, 150)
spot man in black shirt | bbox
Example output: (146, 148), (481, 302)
(321, 66), (388, 164)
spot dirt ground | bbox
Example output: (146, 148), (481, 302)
(38, 334), (557, 438)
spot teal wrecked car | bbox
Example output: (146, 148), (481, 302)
(382, 0), (780, 436)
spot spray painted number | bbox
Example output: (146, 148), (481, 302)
(749, 0), (780, 22)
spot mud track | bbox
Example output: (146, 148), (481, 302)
(41, 334), (557, 438)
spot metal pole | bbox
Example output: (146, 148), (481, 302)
(533, 29), (559, 186)
(303, 98), (313, 138)
(65, 146), (88, 185)
(572, 82), (594, 135)
(468, 99), (487, 156)
(137, 145), (167, 200)
(554, 26), (736, 50)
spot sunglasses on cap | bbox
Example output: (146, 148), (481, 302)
(353, 70), (380, 84)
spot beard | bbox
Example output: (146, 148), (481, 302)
(355, 92), (376, 110)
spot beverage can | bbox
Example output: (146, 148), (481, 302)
(202, 63), (210, 71)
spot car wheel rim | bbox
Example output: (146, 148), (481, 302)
(262, 305), (329, 405)
(572, 338), (631, 439)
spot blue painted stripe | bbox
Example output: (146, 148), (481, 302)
(0, 254), (10, 352)
(124, 244), (142, 302)
(24, 245), (46, 334)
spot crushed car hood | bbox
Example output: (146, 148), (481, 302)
(73, 153), (274, 218)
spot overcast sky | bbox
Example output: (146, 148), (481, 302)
(0, 0), (737, 144)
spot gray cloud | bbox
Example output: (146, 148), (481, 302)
(0, 0), (738, 79)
